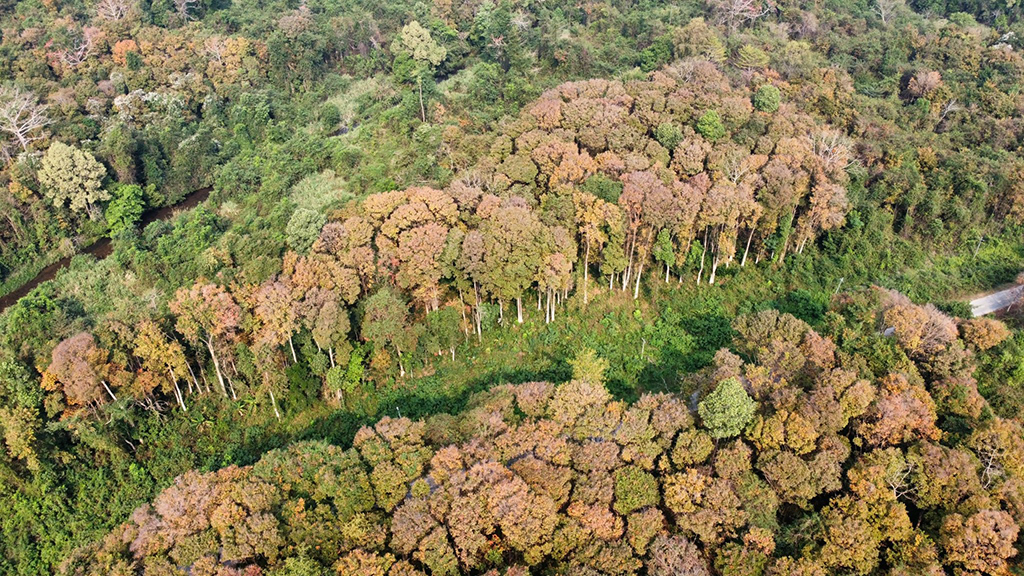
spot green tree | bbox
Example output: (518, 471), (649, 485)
(698, 377), (757, 438)
(696, 110), (726, 142)
(286, 208), (327, 254)
(653, 228), (676, 282)
(614, 465), (659, 514)
(361, 287), (417, 377)
(424, 305), (462, 361)
(753, 85), (781, 113)
(38, 141), (109, 219)
(392, 21), (446, 122)
(654, 122), (684, 151)
(106, 184), (145, 237)
(570, 347), (609, 385)
(735, 45), (769, 70)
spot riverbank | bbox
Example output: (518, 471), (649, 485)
(0, 186), (212, 313)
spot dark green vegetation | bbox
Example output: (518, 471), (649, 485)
(0, 0), (1022, 574)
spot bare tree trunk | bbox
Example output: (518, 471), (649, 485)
(499, 300), (504, 324)
(538, 290), (542, 310)
(741, 228), (754, 267)
(665, 262), (670, 283)
(194, 355), (212, 394)
(458, 287), (469, 337)
(396, 347), (405, 378)
(623, 229), (637, 291)
(329, 346), (335, 368)
(269, 389), (281, 420)
(633, 260), (644, 300)
(288, 335), (297, 364)
(172, 384), (185, 411)
(696, 230), (707, 285)
(516, 296), (523, 323)
(101, 380), (118, 402)
(709, 231), (719, 284)
(168, 367), (187, 412)
(473, 283), (482, 340)
(205, 339), (228, 397)
(184, 362), (196, 394)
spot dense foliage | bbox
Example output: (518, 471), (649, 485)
(0, 0), (1023, 573)
(62, 294), (1024, 576)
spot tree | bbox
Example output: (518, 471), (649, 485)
(856, 373), (940, 447)
(251, 278), (301, 363)
(959, 318), (1011, 351)
(753, 85), (781, 113)
(570, 347), (609, 385)
(170, 282), (241, 399)
(941, 510), (1019, 574)
(286, 208), (327, 254)
(392, 22), (447, 122)
(477, 199), (551, 323)
(734, 45), (769, 70)
(95, 0), (137, 21)
(47, 332), (118, 407)
(696, 110), (726, 142)
(0, 405), (40, 470)
(38, 142), (109, 219)
(106, 184), (145, 237)
(873, 0), (904, 24)
(655, 122), (685, 151)
(613, 466), (659, 514)
(699, 377), (757, 438)
(361, 287), (417, 378)
(648, 534), (711, 576)
(134, 319), (191, 412)
(710, 0), (771, 31)
(172, 0), (199, 24)
(653, 228), (675, 282)
(0, 85), (48, 155)
(424, 305), (461, 361)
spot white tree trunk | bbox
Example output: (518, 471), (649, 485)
(101, 380), (117, 402)
(269, 389), (281, 419)
(741, 229), (754, 267)
(633, 260), (644, 300)
(696, 234), (707, 285)
(205, 339), (228, 397)
(169, 367), (187, 412)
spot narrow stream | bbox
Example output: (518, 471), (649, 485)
(0, 186), (213, 313)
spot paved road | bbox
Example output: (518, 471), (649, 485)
(970, 285), (1023, 317)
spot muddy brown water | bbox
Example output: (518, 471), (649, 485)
(0, 186), (212, 313)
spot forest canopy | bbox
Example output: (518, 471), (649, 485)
(0, 0), (1023, 574)
(62, 297), (1024, 576)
